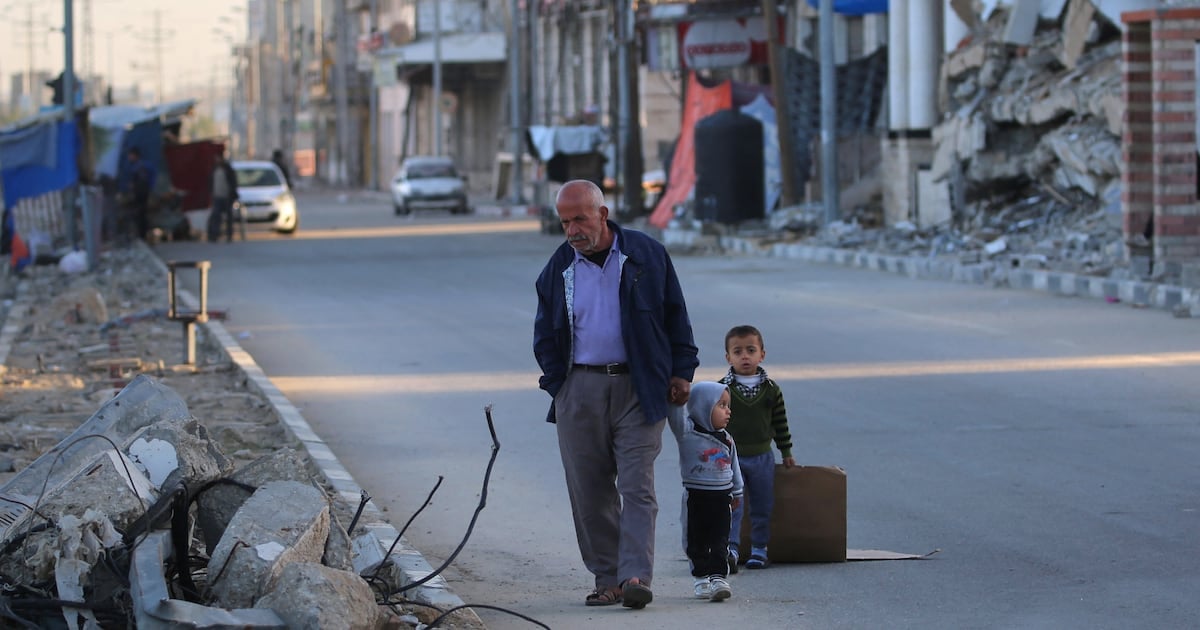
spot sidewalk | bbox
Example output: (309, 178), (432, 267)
(660, 226), (1200, 318)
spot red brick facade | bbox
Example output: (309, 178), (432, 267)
(1122, 10), (1200, 272)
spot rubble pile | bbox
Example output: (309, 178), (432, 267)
(0, 248), (479, 628)
(740, 4), (1140, 285)
(918, 5), (1128, 275)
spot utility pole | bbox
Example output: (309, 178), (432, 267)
(82, 0), (93, 101)
(763, 0), (798, 207)
(368, 0), (379, 189)
(153, 10), (165, 102)
(819, 0), (840, 223)
(508, 0), (524, 203)
(619, 0), (643, 217)
(333, 0), (350, 185)
(432, 0), (443, 157)
(64, 0), (88, 266)
(283, 0), (295, 161)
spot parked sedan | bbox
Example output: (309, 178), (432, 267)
(390, 156), (470, 216)
(232, 160), (299, 234)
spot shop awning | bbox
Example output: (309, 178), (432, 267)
(379, 31), (507, 66)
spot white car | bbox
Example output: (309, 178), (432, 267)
(232, 160), (298, 234)
(390, 156), (470, 216)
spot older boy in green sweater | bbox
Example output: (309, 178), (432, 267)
(718, 325), (794, 570)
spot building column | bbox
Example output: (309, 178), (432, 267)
(1121, 21), (1154, 255)
(1151, 14), (1200, 275)
(1123, 9), (1200, 282)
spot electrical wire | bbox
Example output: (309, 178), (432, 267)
(427, 603), (551, 629)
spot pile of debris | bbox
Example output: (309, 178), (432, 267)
(0, 247), (481, 628)
(701, 2), (1156, 287)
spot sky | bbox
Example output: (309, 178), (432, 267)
(1, 0), (247, 103)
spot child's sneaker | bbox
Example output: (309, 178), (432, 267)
(693, 578), (712, 599)
(726, 545), (739, 574)
(745, 547), (770, 569)
(708, 575), (732, 601)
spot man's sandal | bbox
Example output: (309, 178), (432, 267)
(585, 587), (622, 607)
(621, 579), (653, 609)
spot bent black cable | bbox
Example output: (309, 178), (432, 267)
(426, 603), (550, 630)
(393, 405), (501, 595)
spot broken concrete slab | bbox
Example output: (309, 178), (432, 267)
(255, 562), (383, 630)
(207, 480), (331, 609)
(0, 374), (193, 545)
(196, 448), (313, 555)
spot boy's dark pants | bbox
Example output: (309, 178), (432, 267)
(686, 488), (732, 577)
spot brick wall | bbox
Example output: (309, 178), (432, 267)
(1123, 9), (1200, 274)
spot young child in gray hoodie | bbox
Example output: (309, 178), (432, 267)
(668, 381), (744, 601)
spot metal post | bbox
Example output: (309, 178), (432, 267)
(333, 0), (350, 184)
(509, 0), (524, 203)
(620, 1), (643, 217)
(819, 0), (840, 224)
(763, 0), (798, 208)
(166, 261), (211, 366)
(369, 0), (379, 189)
(433, 0), (443, 157)
(63, 0), (81, 258)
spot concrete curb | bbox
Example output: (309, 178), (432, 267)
(0, 246), (477, 621)
(662, 229), (1200, 316)
(140, 243), (479, 620)
(0, 282), (29, 377)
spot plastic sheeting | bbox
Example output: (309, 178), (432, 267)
(0, 120), (58, 171)
(806, 0), (888, 15)
(525, 125), (607, 161)
(649, 73), (733, 228)
(1, 119), (79, 208)
(740, 94), (783, 215)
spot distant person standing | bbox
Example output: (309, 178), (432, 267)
(207, 153), (240, 243)
(271, 149), (292, 188)
(121, 147), (157, 242)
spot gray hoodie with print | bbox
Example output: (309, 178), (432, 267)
(668, 381), (744, 497)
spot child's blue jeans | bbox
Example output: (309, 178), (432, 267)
(730, 452), (775, 550)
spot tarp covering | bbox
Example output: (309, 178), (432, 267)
(526, 125), (607, 161)
(739, 94), (782, 216)
(649, 72), (733, 228)
(0, 120), (58, 171)
(1, 119), (79, 208)
(88, 105), (161, 180)
(806, 0), (888, 15)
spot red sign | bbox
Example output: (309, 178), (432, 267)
(676, 16), (784, 70)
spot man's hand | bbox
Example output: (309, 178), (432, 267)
(782, 456), (796, 469)
(668, 377), (691, 405)
(732, 497), (742, 511)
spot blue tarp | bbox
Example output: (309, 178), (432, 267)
(1, 119), (79, 208)
(0, 121), (58, 171)
(806, 0), (888, 15)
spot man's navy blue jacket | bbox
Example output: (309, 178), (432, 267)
(534, 221), (699, 425)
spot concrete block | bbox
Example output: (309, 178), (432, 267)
(208, 481), (331, 609)
(1159, 287), (1183, 308)
(0, 375), (191, 546)
(198, 448), (313, 555)
(137, 419), (231, 492)
(255, 563), (381, 630)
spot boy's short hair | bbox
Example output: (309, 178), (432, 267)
(724, 325), (764, 350)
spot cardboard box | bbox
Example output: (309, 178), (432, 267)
(738, 465), (847, 563)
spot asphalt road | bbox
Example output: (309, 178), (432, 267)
(159, 193), (1200, 630)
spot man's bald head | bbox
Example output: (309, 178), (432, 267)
(555, 180), (612, 254)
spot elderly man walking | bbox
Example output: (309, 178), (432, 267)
(533, 179), (699, 610)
